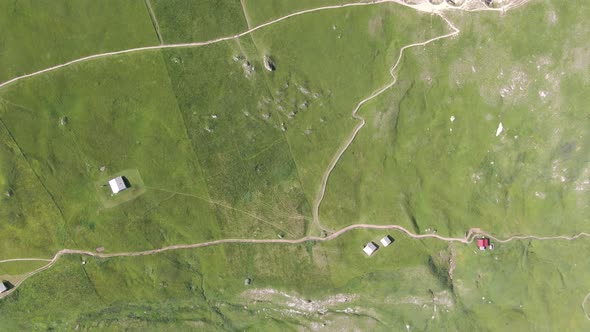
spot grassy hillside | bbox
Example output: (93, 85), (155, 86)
(321, 0), (590, 237)
(0, 0), (588, 330)
(1, 231), (588, 330)
(0, 0), (157, 83)
(150, 0), (248, 43)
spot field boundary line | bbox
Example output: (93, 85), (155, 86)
(144, 0), (164, 45)
(240, 0), (254, 30)
(0, 110), (68, 224)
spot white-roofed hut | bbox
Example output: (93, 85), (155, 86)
(108, 176), (128, 194)
(363, 242), (378, 256)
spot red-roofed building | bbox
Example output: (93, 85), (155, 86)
(477, 238), (490, 250)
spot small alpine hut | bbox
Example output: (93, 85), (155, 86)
(0, 281), (7, 293)
(477, 237), (491, 251)
(380, 235), (393, 247)
(108, 176), (128, 194)
(363, 242), (378, 256)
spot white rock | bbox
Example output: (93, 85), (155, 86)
(495, 122), (504, 136)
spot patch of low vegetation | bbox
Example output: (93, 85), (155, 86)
(150, 0), (248, 43)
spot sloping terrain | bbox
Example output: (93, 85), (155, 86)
(0, 0), (588, 330)
(0, 0), (157, 82)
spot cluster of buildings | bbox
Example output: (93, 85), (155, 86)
(363, 235), (394, 256)
(477, 237), (494, 251)
(363, 235), (495, 256)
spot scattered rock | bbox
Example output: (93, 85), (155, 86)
(95, 247), (105, 253)
(99, 166), (106, 172)
(298, 86), (310, 96)
(60, 116), (68, 126)
(245, 278), (252, 285)
(495, 122), (504, 136)
(446, 0), (465, 6)
(242, 61), (255, 76)
(5, 189), (13, 197)
(263, 56), (276, 72)
(233, 54), (244, 62)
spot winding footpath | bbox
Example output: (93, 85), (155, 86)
(1, 223), (588, 300)
(0, 0), (587, 321)
(311, 13), (460, 231)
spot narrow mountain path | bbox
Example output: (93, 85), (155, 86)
(1, 222), (587, 299)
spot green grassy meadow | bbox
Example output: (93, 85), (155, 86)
(321, 0), (590, 238)
(0, 0), (157, 83)
(0, 0), (588, 330)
